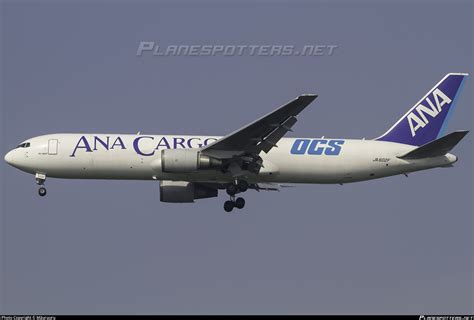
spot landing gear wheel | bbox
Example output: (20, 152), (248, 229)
(226, 184), (238, 196)
(224, 200), (234, 212)
(235, 197), (245, 209)
(38, 187), (47, 197)
(237, 180), (248, 192)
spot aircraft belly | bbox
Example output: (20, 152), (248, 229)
(40, 151), (155, 180)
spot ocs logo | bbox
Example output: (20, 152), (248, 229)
(290, 139), (345, 156)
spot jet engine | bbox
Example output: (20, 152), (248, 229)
(159, 180), (218, 203)
(161, 149), (221, 173)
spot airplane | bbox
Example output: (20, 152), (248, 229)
(4, 73), (469, 212)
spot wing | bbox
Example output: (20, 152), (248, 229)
(201, 94), (318, 159)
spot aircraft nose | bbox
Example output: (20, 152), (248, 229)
(4, 150), (14, 165)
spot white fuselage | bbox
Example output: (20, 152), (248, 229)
(4, 133), (457, 184)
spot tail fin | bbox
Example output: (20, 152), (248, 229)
(376, 73), (468, 146)
(398, 130), (469, 159)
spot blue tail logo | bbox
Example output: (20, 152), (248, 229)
(376, 73), (468, 146)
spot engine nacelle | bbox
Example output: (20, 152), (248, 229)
(159, 180), (218, 203)
(161, 149), (221, 173)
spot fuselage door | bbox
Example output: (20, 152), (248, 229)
(48, 139), (58, 155)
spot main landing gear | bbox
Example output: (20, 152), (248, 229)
(223, 180), (248, 212)
(225, 180), (248, 196)
(224, 196), (245, 212)
(35, 173), (47, 197)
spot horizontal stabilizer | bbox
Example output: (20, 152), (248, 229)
(398, 130), (469, 159)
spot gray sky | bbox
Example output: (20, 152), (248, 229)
(1, 0), (472, 314)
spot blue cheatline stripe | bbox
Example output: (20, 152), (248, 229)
(437, 77), (467, 139)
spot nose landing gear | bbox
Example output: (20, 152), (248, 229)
(38, 187), (47, 197)
(35, 173), (47, 197)
(223, 180), (248, 212)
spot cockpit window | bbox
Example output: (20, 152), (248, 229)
(16, 142), (30, 148)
